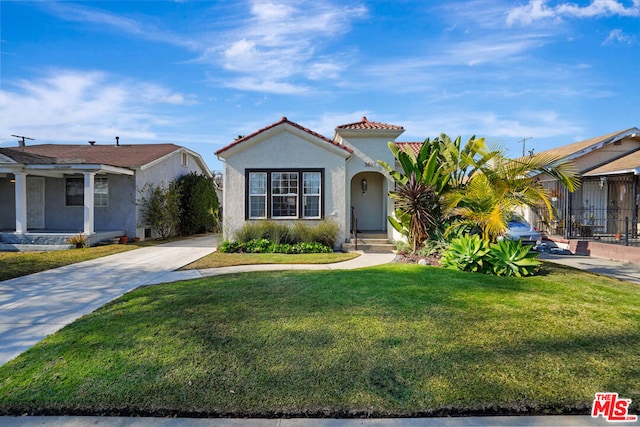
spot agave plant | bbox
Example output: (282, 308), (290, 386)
(488, 238), (541, 277)
(441, 234), (490, 273)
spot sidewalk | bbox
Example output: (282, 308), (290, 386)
(538, 252), (640, 284)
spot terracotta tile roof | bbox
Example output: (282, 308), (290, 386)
(2, 143), (181, 168)
(336, 116), (404, 131)
(395, 142), (424, 157)
(215, 117), (352, 156)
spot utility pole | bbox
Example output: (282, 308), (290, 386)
(518, 137), (532, 157)
(11, 135), (34, 147)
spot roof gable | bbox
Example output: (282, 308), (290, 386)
(537, 128), (640, 162)
(215, 117), (353, 158)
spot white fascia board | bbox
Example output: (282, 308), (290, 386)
(138, 147), (213, 177)
(0, 153), (19, 163)
(25, 164), (134, 175)
(334, 128), (405, 140)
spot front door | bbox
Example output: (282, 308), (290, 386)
(27, 177), (45, 229)
(351, 172), (385, 231)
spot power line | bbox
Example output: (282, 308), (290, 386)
(518, 137), (532, 157)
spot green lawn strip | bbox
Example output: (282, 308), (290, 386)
(182, 252), (360, 269)
(1, 263), (639, 417)
(0, 245), (139, 281)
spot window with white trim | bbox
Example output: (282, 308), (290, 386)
(245, 169), (323, 220)
(94, 176), (109, 207)
(271, 172), (298, 218)
(303, 172), (321, 218)
(248, 172), (267, 218)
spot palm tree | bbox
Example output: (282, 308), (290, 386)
(444, 152), (580, 242)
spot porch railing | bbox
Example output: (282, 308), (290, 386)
(351, 206), (358, 251)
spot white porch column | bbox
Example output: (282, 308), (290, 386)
(83, 172), (95, 235)
(14, 172), (27, 233)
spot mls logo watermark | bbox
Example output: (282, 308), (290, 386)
(592, 392), (638, 422)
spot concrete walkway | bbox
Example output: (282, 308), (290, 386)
(539, 252), (640, 284)
(0, 235), (220, 365)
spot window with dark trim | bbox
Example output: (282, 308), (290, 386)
(65, 176), (109, 207)
(246, 169), (324, 219)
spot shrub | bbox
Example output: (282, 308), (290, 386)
(218, 240), (245, 253)
(176, 172), (219, 235)
(67, 234), (87, 248)
(234, 220), (338, 247)
(234, 222), (268, 243)
(138, 181), (182, 240)
(289, 222), (312, 244)
(488, 238), (541, 277)
(218, 239), (333, 254)
(441, 234), (490, 273)
(245, 238), (272, 253)
(308, 220), (340, 248)
(262, 221), (292, 244)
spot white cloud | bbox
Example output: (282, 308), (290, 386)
(210, 0), (367, 93)
(0, 70), (197, 143)
(507, 0), (640, 26)
(603, 28), (637, 45)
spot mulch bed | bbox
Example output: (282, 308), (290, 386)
(393, 253), (442, 267)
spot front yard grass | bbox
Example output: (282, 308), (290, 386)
(182, 251), (359, 269)
(1, 263), (639, 417)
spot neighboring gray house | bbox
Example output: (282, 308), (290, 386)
(0, 142), (211, 247)
(215, 116), (405, 249)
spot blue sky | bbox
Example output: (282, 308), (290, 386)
(1, 0), (639, 171)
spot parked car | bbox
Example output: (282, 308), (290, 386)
(502, 215), (542, 244)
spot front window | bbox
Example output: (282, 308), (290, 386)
(303, 172), (321, 218)
(272, 172), (298, 218)
(245, 169), (323, 220)
(248, 172), (267, 218)
(65, 176), (109, 207)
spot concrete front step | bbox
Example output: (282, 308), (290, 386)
(342, 237), (396, 253)
(341, 242), (396, 253)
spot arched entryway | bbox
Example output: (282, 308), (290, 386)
(350, 172), (386, 232)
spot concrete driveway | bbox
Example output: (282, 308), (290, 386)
(0, 234), (219, 366)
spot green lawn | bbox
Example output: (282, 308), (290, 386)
(0, 263), (639, 417)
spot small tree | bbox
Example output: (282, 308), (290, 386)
(388, 173), (440, 252)
(138, 181), (182, 240)
(176, 172), (219, 235)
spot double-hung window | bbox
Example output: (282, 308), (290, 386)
(248, 172), (267, 218)
(246, 169), (323, 219)
(303, 172), (321, 218)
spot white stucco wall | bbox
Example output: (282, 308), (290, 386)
(220, 127), (349, 247)
(135, 149), (211, 240)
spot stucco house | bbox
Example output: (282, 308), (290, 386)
(216, 116), (408, 250)
(532, 127), (640, 243)
(0, 141), (211, 248)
